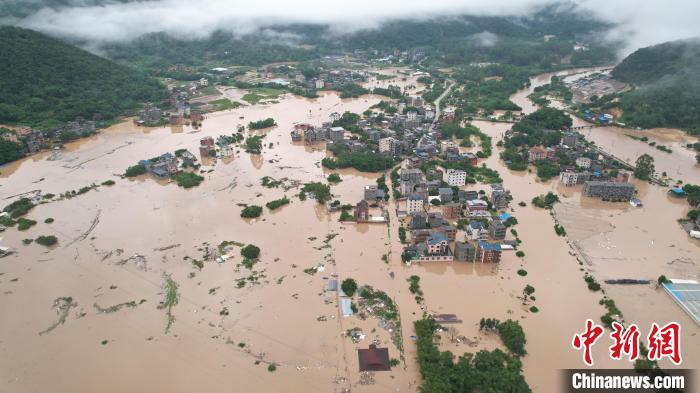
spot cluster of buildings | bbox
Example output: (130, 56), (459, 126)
(516, 129), (637, 201)
(399, 160), (514, 264)
(1, 117), (98, 156)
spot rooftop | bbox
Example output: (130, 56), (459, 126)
(478, 241), (502, 252)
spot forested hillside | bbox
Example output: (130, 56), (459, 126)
(0, 26), (168, 128)
(102, 7), (615, 70)
(612, 39), (700, 135)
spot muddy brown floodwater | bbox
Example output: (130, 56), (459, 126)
(0, 66), (698, 393)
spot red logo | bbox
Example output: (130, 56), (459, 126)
(573, 320), (682, 366)
(572, 319), (605, 366)
(609, 322), (640, 361)
(647, 322), (682, 365)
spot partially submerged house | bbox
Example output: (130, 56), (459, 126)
(358, 344), (391, 372)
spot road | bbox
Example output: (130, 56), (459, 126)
(431, 79), (454, 130)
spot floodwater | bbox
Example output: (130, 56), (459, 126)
(509, 68), (700, 185)
(0, 66), (698, 393)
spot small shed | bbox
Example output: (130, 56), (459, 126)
(358, 344), (390, 371)
(340, 298), (353, 317)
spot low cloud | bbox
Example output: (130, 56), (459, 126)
(471, 31), (499, 47)
(8, 0), (700, 53)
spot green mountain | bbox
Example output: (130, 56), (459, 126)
(102, 7), (615, 71)
(0, 26), (168, 128)
(611, 39), (700, 135)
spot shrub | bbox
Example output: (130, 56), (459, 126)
(44, 218), (54, 224)
(265, 197), (290, 210)
(327, 173), (342, 183)
(241, 244), (260, 260)
(515, 251), (525, 258)
(17, 218), (37, 231)
(174, 172), (204, 188)
(517, 269), (527, 276)
(529, 306), (539, 313)
(124, 164), (147, 177)
(101, 180), (115, 186)
(267, 363), (277, 372)
(35, 235), (58, 246)
(241, 205), (263, 218)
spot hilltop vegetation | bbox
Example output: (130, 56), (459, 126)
(0, 26), (168, 128)
(98, 7), (613, 71)
(611, 39), (700, 135)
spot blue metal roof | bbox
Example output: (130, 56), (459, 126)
(670, 188), (686, 196)
(427, 232), (448, 244)
(478, 241), (501, 252)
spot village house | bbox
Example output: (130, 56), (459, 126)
(407, 193), (425, 214)
(379, 137), (399, 155)
(476, 241), (502, 263)
(427, 212), (445, 228)
(442, 202), (461, 219)
(443, 169), (467, 186)
(489, 218), (507, 240)
(435, 224), (457, 241)
(199, 136), (215, 158)
(490, 184), (508, 209)
(576, 156), (592, 169)
(560, 170), (590, 186)
(466, 199), (488, 214)
(561, 132), (579, 147)
(438, 187), (454, 203)
(179, 150), (197, 166)
(329, 126), (345, 143)
(459, 190), (479, 202)
(466, 221), (489, 241)
(528, 146), (547, 162)
(454, 241), (476, 262)
(354, 200), (370, 221)
(364, 185), (385, 202)
(138, 103), (163, 125)
(462, 152), (478, 166)
(410, 212), (428, 229)
(220, 144), (234, 158)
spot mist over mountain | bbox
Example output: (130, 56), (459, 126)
(1, 0), (699, 56)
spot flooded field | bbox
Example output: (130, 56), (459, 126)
(0, 66), (698, 393)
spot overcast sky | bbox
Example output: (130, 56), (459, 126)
(11, 0), (700, 53)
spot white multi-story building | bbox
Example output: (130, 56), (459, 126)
(443, 169), (467, 186)
(330, 112), (342, 122)
(315, 79), (325, 89)
(407, 111), (418, 121)
(379, 137), (398, 155)
(407, 193), (424, 214)
(560, 171), (580, 186)
(576, 157), (592, 169)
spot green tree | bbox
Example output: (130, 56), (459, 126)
(241, 244), (260, 259)
(634, 154), (655, 180)
(341, 278), (358, 296)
